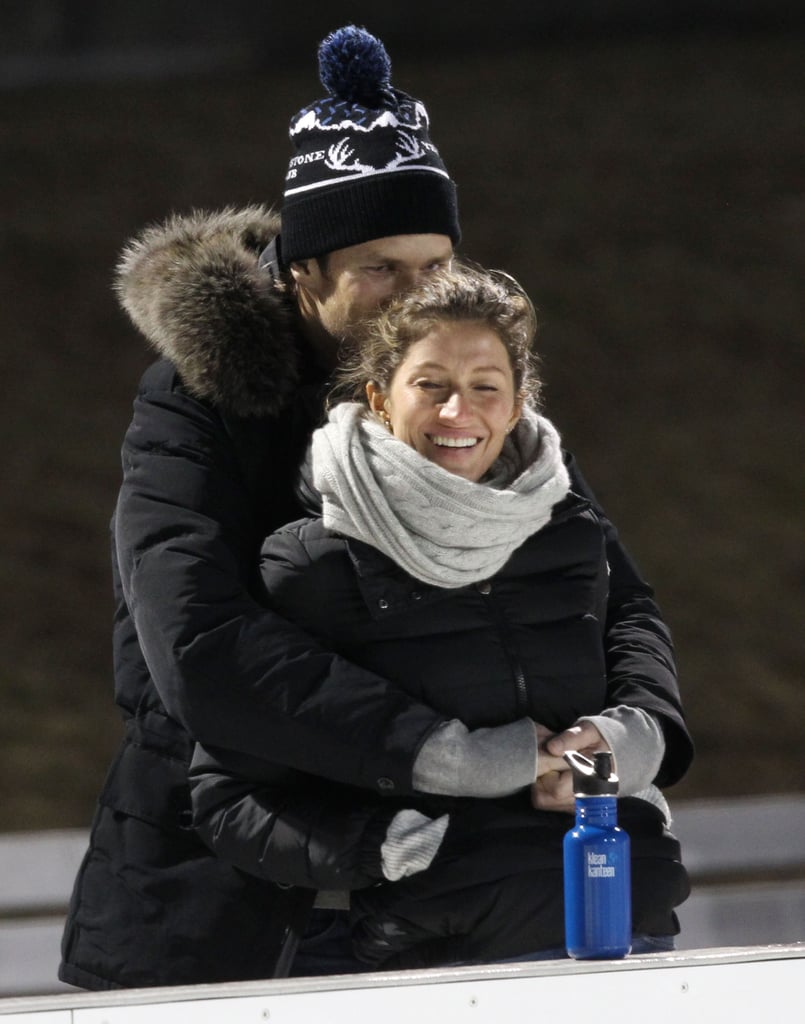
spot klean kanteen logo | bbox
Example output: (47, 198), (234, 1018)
(587, 852), (616, 878)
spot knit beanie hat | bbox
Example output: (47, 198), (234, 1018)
(279, 25), (460, 266)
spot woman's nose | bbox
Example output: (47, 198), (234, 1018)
(439, 391), (471, 419)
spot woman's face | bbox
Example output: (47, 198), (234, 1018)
(367, 320), (521, 482)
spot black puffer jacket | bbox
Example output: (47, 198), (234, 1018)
(60, 207), (691, 990)
(190, 492), (691, 966)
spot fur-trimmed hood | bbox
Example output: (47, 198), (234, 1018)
(114, 206), (301, 418)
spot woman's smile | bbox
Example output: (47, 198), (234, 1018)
(428, 434), (480, 448)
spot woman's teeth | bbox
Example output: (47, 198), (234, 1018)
(431, 436), (478, 448)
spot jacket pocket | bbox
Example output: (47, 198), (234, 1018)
(99, 737), (193, 832)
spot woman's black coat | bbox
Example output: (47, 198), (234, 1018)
(189, 491), (691, 966)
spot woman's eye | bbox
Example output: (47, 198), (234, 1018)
(416, 380), (444, 390)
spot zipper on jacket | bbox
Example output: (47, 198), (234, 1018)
(475, 580), (530, 717)
(512, 663), (529, 716)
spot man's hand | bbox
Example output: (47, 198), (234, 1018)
(531, 722), (610, 813)
(534, 723), (566, 776)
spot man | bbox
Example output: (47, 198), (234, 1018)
(60, 26), (691, 990)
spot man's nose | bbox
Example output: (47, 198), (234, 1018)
(396, 268), (427, 293)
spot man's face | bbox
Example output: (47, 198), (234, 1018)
(291, 234), (453, 350)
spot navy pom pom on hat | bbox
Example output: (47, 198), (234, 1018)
(279, 25), (460, 265)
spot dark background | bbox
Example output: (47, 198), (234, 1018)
(1, 4), (804, 830)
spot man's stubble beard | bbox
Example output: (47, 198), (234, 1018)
(332, 311), (376, 360)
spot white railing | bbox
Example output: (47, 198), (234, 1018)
(0, 945), (804, 1024)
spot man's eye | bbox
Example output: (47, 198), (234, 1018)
(364, 264), (392, 274)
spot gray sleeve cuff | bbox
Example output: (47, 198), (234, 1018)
(381, 809), (450, 881)
(412, 718), (538, 797)
(579, 706), (666, 795)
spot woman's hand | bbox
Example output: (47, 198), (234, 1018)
(531, 721), (610, 813)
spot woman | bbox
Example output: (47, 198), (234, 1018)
(189, 262), (691, 971)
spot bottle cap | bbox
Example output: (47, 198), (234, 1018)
(564, 750), (619, 796)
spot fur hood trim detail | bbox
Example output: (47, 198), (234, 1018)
(114, 206), (299, 418)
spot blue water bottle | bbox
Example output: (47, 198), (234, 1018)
(563, 750), (631, 959)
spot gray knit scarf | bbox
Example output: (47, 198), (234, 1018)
(312, 403), (571, 588)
